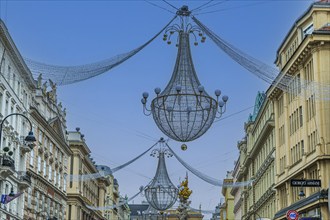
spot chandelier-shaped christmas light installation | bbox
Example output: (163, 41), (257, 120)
(144, 138), (178, 211)
(142, 6), (228, 143)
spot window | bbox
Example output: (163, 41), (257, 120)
(38, 130), (43, 143)
(13, 74), (16, 91)
(49, 166), (52, 181)
(7, 65), (11, 82)
(50, 142), (53, 154)
(23, 90), (28, 107)
(278, 95), (284, 115)
(279, 125), (285, 146)
(42, 194), (45, 211)
(279, 186), (287, 208)
(35, 191), (39, 211)
(5, 100), (8, 116)
(43, 161), (47, 177)
(64, 156), (68, 168)
(0, 93), (2, 113)
(309, 167), (318, 193)
(299, 106), (303, 127)
(59, 151), (62, 163)
(37, 156), (41, 172)
(54, 170), (57, 185)
(304, 59), (314, 84)
(47, 197), (50, 214)
(1, 57), (5, 73)
(63, 174), (67, 192)
(28, 188), (32, 208)
(29, 149), (34, 166)
(44, 137), (48, 150)
(303, 23), (314, 37)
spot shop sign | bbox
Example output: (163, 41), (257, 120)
(290, 179), (321, 187)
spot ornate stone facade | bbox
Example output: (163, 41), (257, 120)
(270, 1), (330, 219)
(66, 129), (110, 220)
(0, 19), (36, 220)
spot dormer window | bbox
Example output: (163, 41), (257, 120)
(303, 23), (314, 37)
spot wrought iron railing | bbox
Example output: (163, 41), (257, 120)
(1, 155), (15, 170)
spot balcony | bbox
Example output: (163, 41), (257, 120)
(18, 171), (32, 190)
(0, 155), (15, 179)
(20, 145), (31, 154)
(38, 145), (44, 154)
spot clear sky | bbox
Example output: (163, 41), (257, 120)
(0, 0), (313, 218)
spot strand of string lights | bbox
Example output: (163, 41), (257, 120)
(24, 16), (177, 86)
(166, 143), (254, 187)
(66, 140), (159, 182)
(192, 16), (330, 101)
(91, 153), (153, 180)
(86, 186), (146, 211)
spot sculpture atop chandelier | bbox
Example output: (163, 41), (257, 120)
(144, 138), (178, 211)
(142, 6), (228, 143)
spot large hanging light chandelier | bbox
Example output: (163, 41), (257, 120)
(144, 138), (178, 211)
(142, 6), (228, 143)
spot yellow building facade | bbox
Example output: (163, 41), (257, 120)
(220, 172), (234, 220)
(270, 1), (330, 219)
(66, 129), (110, 220)
(104, 173), (119, 220)
(236, 93), (276, 220)
(231, 158), (242, 220)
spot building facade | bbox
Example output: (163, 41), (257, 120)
(220, 171), (234, 220)
(238, 92), (276, 220)
(0, 18), (127, 220)
(0, 19), (36, 220)
(23, 79), (72, 220)
(231, 158), (242, 220)
(210, 203), (220, 220)
(118, 195), (130, 220)
(66, 129), (110, 220)
(270, 1), (330, 219)
(104, 174), (120, 220)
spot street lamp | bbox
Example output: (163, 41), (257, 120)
(0, 113), (36, 150)
(298, 188), (305, 198)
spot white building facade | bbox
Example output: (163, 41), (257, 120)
(0, 20), (36, 220)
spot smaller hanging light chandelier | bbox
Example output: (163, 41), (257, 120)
(142, 6), (228, 143)
(144, 138), (178, 211)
